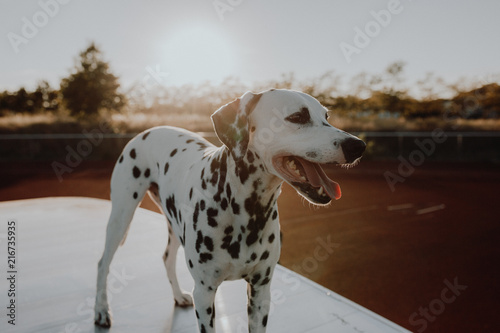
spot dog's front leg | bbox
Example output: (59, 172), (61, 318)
(193, 283), (217, 333)
(247, 281), (272, 333)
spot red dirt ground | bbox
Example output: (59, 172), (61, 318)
(1, 160), (499, 332)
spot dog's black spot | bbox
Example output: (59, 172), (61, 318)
(263, 315), (268, 327)
(200, 200), (206, 211)
(227, 242), (240, 259)
(193, 202), (200, 230)
(196, 310), (200, 319)
(226, 183), (232, 199)
(133, 166), (141, 178)
(142, 131), (150, 140)
(133, 192), (138, 199)
(265, 267), (271, 276)
(234, 158), (257, 185)
(144, 168), (150, 178)
(250, 285), (257, 297)
(210, 155), (220, 173)
(202, 179), (207, 190)
(212, 150), (228, 203)
(196, 231), (203, 253)
(210, 171), (218, 187)
(250, 126), (256, 132)
(269, 233), (275, 243)
(189, 188), (193, 200)
(199, 252), (213, 263)
(247, 150), (255, 163)
(306, 151), (318, 158)
(186, 139), (194, 144)
(221, 198), (228, 210)
(181, 223), (186, 246)
(130, 149), (136, 159)
(285, 107), (312, 125)
(231, 199), (240, 215)
(250, 253), (257, 261)
(207, 208), (218, 227)
(164, 163), (169, 175)
(251, 273), (261, 285)
(182, 148), (186, 152)
(209, 306), (215, 327)
(221, 228), (240, 259)
(204, 236), (214, 252)
(165, 195), (177, 220)
(170, 149), (178, 157)
(197, 142), (208, 149)
(201, 280), (205, 285)
(245, 192), (275, 246)
(207, 307), (212, 315)
(261, 277), (271, 286)
(260, 251), (270, 260)
(118, 155), (123, 163)
(272, 210), (278, 220)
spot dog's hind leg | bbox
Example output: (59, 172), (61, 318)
(94, 172), (148, 327)
(163, 224), (194, 307)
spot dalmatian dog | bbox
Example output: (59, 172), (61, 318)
(94, 89), (365, 332)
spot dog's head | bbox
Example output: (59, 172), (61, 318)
(211, 89), (365, 205)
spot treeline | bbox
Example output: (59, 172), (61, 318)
(1, 43), (499, 122)
(0, 81), (59, 113)
(0, 43), (124, 118)
(324, 82), (500, 120)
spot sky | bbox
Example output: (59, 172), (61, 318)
(1, 0), (499, 94)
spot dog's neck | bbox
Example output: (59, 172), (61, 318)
(226, 147), (282, 199)
(205, 146), (282, 234)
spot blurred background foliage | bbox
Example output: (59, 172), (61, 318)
(1, 43), (499, 134)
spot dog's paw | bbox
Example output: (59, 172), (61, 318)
(175, 293), (194, 307)
(94, 307), (112, 328)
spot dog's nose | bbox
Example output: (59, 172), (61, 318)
(341, 138), (366, 163)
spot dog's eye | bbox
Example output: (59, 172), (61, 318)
(285, 107), (311, 124)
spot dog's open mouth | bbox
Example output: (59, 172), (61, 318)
(272, 156), (342, 205)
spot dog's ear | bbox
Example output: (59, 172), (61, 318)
(211, 91), (262, 160)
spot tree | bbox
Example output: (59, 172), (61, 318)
(60, 42), (125, 117)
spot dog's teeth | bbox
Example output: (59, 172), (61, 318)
(294, 169), (301, 176)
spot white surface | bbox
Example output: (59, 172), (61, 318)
(0, 197), (411, 333)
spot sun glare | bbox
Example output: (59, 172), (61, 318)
(160, 26), (236, 85)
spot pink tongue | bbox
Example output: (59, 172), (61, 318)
(298, 158), (342, 200)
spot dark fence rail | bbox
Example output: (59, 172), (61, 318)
(0, 132), (499, 162)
